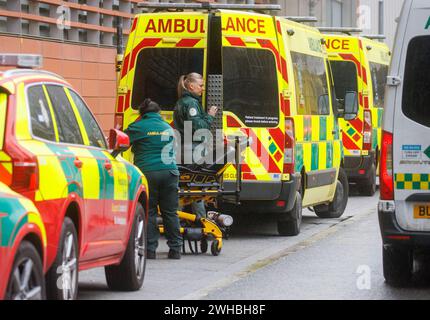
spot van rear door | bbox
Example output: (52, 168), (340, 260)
(393, 0), (430, 231)
(118, 12), (209, 128)
(218, 10), (284, 200)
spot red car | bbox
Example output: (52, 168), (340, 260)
(0, 54), (149, 300)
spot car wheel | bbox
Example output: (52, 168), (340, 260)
(358, 163), (377, 197)
(277, 192), (302, 236)
(46, 217), (79, 300)
(105, 202), (146, 291)
(6, 241), (45, 300)
(383, 245), (413, 286)
(314, 168), (349, 219)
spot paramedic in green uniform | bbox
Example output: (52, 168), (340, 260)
(174, 73), (218, 218)
(126, 99), (182, 260)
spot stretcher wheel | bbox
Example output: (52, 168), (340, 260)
(211, 240), (221, 256)
(200, 239), (208, 254)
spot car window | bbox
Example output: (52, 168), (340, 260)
(402, 35), (430, 128)
(132, 48), (204, 111)
(223, 47), (279, 127)
(291, 52), (329, 116)
(46, 85), (83, 145)
(330, 61), (358, 101)
(370, 62), (388, 109)
(68, 89), (107, 149)
(27, 85), (57, 142)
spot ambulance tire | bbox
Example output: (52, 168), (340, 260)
(105, 203), (146, 292)
(46, 217), (79, 300)
(358, 163), (377, 197)
(383, 245), (413, 286)
(277, 192), (302, 237)
(314, 168), (349, 219)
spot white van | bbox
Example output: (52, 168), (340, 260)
(379, 0), (430, 284)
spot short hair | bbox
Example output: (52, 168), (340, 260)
(139, 98), (161, 116)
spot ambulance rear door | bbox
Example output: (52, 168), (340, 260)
(218, 10), (284, 201)
(118, 12), (209, 130)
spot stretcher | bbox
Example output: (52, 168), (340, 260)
(158, 137), (244, 256)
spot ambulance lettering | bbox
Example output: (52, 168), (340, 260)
(326, 39), (350, 51)
(144, 18), (205, 34)
(222, 17), (266, 34)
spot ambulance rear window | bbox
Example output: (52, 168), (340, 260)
(223, 47), (279, 127)
(330, 61), (358, 102)
(132, 48), (204, 111)
(370, 62), (388, 109)
(291, 52), (329, 116)
(402, 35), (430, 128)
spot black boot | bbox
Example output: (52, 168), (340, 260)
(168, 249), (181, 260)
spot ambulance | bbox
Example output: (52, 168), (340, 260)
(116, 2), (349, 236)
(379, 0), (430, 285)
(324, 30), (391, 196)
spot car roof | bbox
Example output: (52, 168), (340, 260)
(0, 69), (69, 94)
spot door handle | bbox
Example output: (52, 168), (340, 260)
(104, 161), (112, 171)
(74, 158), (83, 169)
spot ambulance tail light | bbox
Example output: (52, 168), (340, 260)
(114, 113), (124, 131)
(363, 110), (373, 150)
(284, 118), (295, 174)
(7, 143), (38, 194)
(380, 130), (394, 200)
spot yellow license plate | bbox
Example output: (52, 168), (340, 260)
(414, 204), (430, 219)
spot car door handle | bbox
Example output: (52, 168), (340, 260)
(74, 158), (83, 169)
(104, 161), (112, 171)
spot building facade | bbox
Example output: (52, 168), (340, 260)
(0, 0), (401, 131)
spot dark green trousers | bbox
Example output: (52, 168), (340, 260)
(144, 170), (182, 253)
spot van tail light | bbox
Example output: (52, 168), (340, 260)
(380, 130), (394, 200)
(283, 117), (295, 174)
(114, 113), (124, 131)
(363, 110), (373, 150)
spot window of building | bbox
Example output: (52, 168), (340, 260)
(402, 35), (430, 128)
(370, 62), (388, 109)
(222, 47), (279, 127)
(46, 85), (84, 145)
(27, 85), (57, 142)
(291, 52), (329, 115)
(68, 89), (107, 149)
(132, 48), (204, 111)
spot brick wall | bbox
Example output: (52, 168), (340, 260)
(0, 35), (117, 134)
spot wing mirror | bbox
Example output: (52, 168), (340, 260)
(343, 91), (359, 121)
(109, 129), (130, 158)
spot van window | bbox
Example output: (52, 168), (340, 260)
(132, 48), (204, 111)
(27, 85), (57, 142)
(46, 85), (83, 145)
(68, 89), (107, 149)
(330, 61), (358, 102)
(370, 62), (388, 109)
(223, 47), (279, 127)
(402, 36), (430, 128)
(291, 52), (329, 116)
(0, 93), (6, 149)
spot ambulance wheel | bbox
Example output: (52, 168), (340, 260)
(46, 217), (78, 300)
(211, 240), (221, 256)
(358, 163), (377, 197)
(277, 192), (302, 236)
(105, 203), (146, 291)
(383, 245), (413, 286)
(200, 239), (208, 254)
(314, 168), (348, 219)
